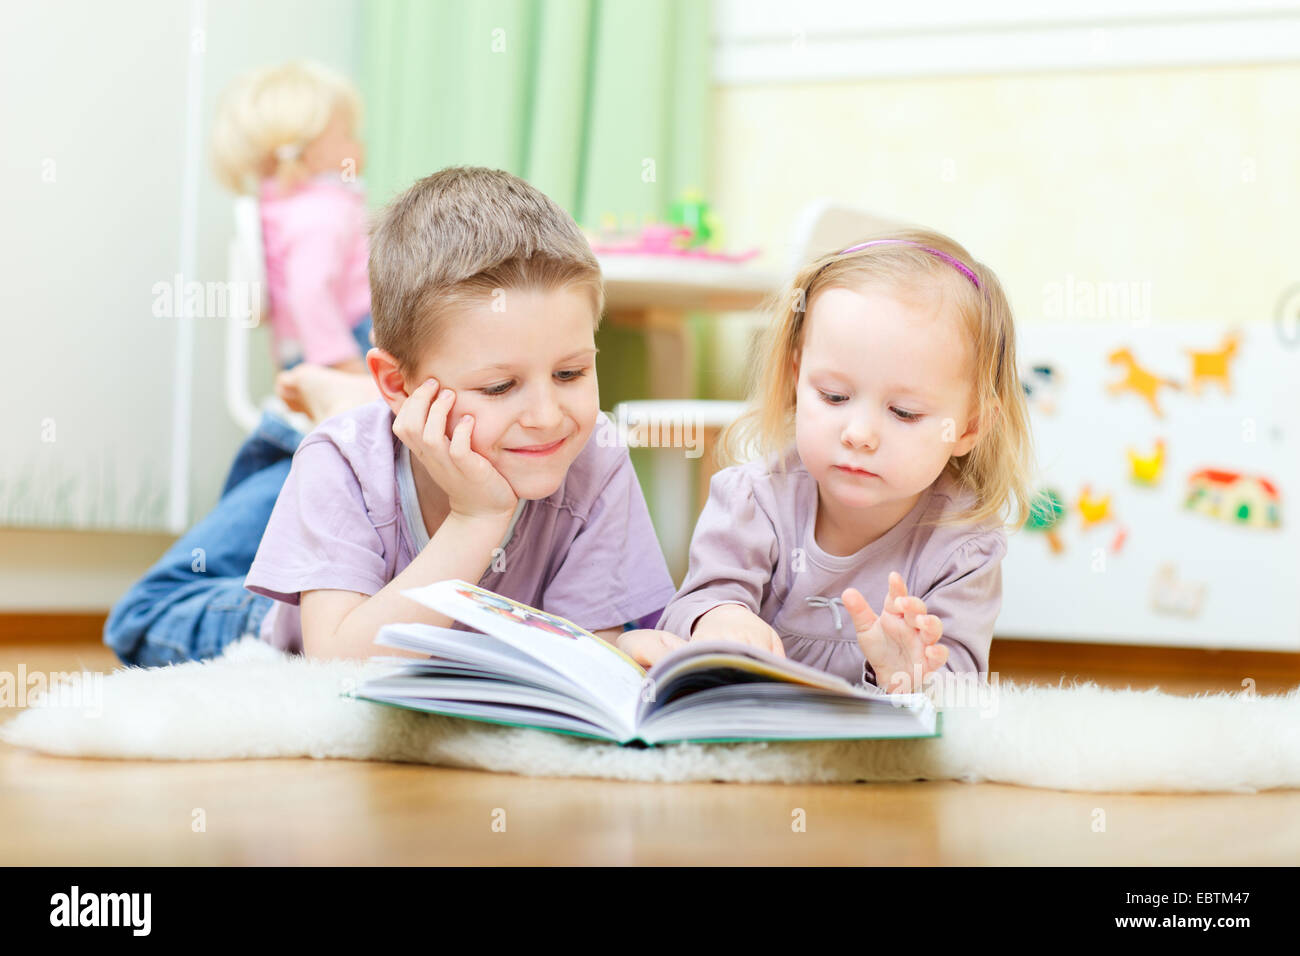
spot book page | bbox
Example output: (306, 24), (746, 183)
(400, 579), (644, 734)
(642, 640), (905, 698)
(635, 640), (935, 740)
(374, 624), (577, 691)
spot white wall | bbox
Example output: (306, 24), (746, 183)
(0, 0), (361, 609)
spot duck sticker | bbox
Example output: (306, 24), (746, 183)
(1076, 484), (1114, 528)
(1127, 439), (1166, 486)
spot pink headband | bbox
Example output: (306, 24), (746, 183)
(838, 239), (981, 290)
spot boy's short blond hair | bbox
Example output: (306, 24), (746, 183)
(369, 166), (605, 377)
(210, 59), (362, 195)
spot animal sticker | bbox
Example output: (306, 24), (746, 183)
(1021, 363), (1060, 415)
(1184, 328), (1241, 396)
(1127, 439), (1166, 486)
(1076, 484), (1114, 528)
(1107, 346), (1181, 418)
(1149, 562), (1207, 618)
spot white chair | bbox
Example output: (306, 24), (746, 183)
(609, 398), (748, 513)
(784, 198), (902, 277)
(225, 196), (268, 434)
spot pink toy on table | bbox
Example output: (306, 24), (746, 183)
(590, 224), (761, 263)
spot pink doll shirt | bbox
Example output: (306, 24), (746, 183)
(259, 173), (372, 368)
(656, 445), (1008, 687)
(244, 401), (678, 655)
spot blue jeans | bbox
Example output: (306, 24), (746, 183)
(103, 410), (306, 667)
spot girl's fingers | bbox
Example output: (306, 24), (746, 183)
(900, 598), (922, 630)
(626, 642), (653, 668)
(881, 614), (912, 646)
(884, 572), (905, 615)
(902, 599), (931, 632)
(647, 634), (685, 663)
(842, 588), (877, 630)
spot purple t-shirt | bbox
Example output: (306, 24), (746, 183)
(244, 401), (676, 654)
(656, 445), (1008, 687)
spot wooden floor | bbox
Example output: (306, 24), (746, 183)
(2, 637), (1299, 865)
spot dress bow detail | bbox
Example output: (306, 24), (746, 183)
(804, 595), (846, 631)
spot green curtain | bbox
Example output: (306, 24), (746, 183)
(360, 0), (713, 523)
(361, 0), (709, 233)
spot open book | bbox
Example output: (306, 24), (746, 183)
(348, 580), (941, 747)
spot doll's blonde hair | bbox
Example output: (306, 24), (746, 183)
(719, 226), (1038, 532)
(210, 60), (362, 195)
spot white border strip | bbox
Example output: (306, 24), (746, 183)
(716, 9), (1300, 84)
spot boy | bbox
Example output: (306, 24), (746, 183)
(244, 167), (680, 661)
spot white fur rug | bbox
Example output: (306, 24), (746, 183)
(3, 637), (1298, 793)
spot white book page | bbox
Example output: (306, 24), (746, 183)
(401, 579), (644, 737)
(636, 640), (933, 733)
(375, 623), (576, 692)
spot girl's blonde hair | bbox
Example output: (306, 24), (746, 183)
(210, 60), (362, 195)
(719, 226), (1038, 533)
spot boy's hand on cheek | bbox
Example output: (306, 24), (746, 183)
(394, 378), (518, 520)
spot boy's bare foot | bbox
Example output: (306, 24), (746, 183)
(275, 365), (380, 423)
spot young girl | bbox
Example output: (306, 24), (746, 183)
(651, 228), (1037, 694)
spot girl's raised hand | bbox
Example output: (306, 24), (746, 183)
(842, 571), (948, 694)
(393, 378), (518, 521)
